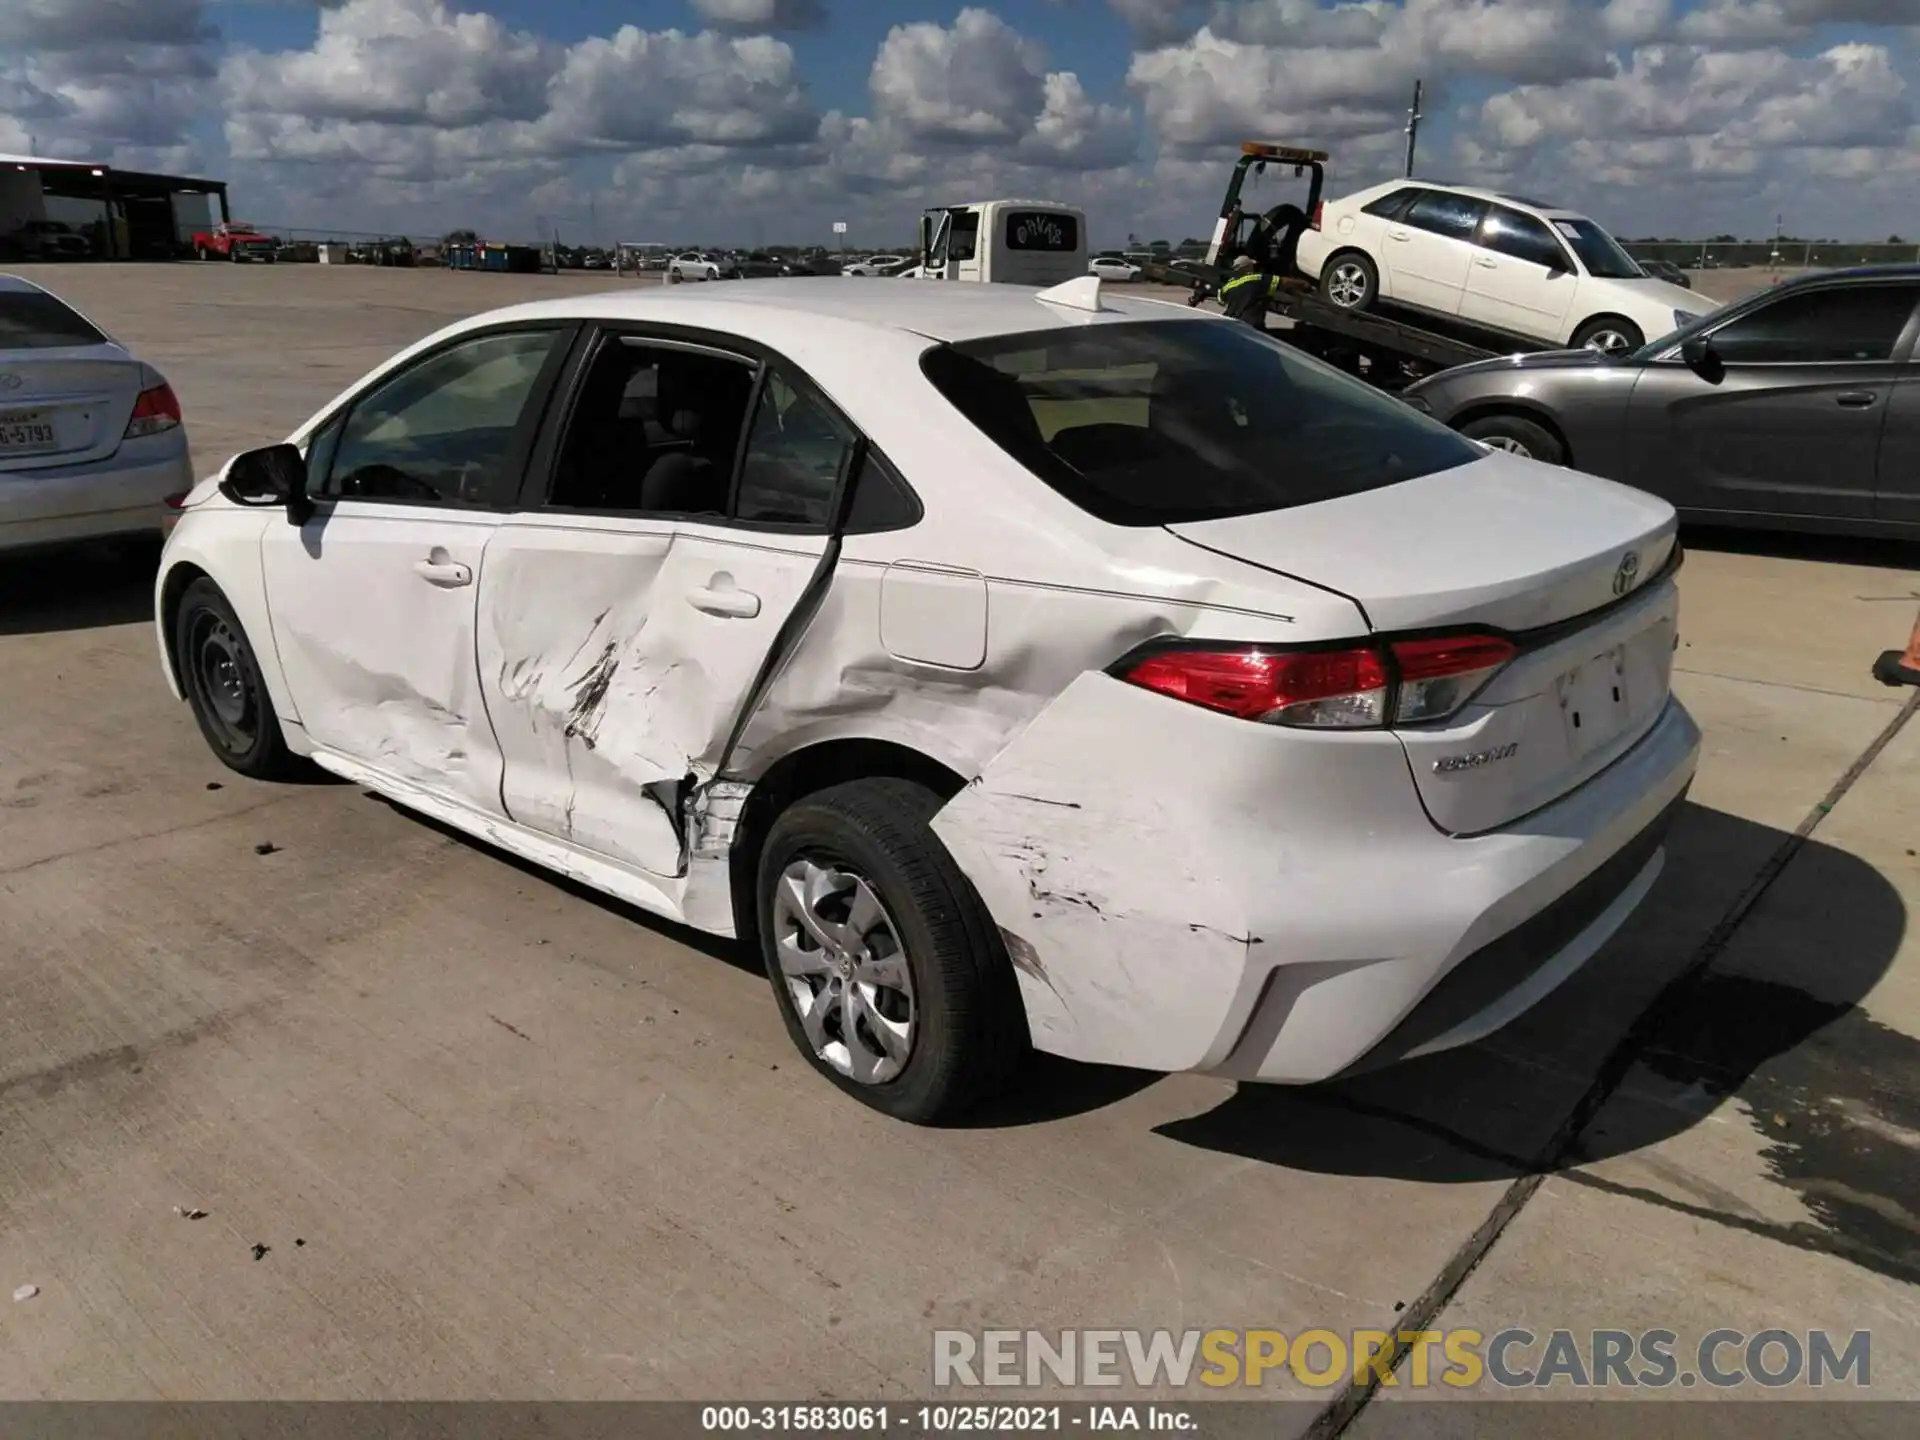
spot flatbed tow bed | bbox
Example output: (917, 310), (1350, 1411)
(1141, 255), (1549, 391)
(1141, 141), (1556, 391)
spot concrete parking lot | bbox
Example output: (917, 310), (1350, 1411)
(1, 263), (1916, 1421)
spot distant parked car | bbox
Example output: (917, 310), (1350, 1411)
(1403, 266), (1920, 538)
(1088, 253), (1143, 282)
(192, 223), (278, 263)
(0, 274), (192, 553)
(1640, 260), (1692, 289)
(668, 252), (735, 281)
(1297, 180), (1710, 355)
(842, 254), (908, 277)
(5, 220), (92, 260)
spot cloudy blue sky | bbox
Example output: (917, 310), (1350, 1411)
(3, 1), (1916, 246)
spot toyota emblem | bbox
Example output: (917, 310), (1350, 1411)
(1612, 551), (1641, 597)
(0, 373), (22, 391)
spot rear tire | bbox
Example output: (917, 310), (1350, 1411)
(757, 779), (1027, 1124)
(173, 577), (307, 780)
(1572, 316), (1644, 357)
(1320, 249), (1378, 311)
(1460, 413), (1566, 465)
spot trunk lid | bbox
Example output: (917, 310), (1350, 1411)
(0, 345), (145, 472)
(1166, 451), (1681, 833)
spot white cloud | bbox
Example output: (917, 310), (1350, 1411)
(689, 0), (826, 31)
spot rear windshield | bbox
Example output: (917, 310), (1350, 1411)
(0, 290), (107, 349)
(920, 318), (1479, 526)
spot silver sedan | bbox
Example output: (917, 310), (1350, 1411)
(1, 274), (195, 553)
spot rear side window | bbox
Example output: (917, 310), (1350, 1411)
(1362, 188), (1421, 221)
(0, 290), (107, 349)
(1006, 212), (1078, 252)
(1405, 191), (1489, 242)
(920, 319), (1480, 527)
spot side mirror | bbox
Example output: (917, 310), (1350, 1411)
(1679, 335), (1724, 384)
(220, 443), (314, 523)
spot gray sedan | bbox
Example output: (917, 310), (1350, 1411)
(2, 274), (195, 553)
(1403, 266), (1920, 539)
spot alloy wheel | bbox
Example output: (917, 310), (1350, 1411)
(1480, 435), (1534, 458)
(1327, 263), (1370, 308)
(771, 858), (916, 1085)
(1583, 329), (1633, 356)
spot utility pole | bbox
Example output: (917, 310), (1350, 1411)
(1403, 80), (1423, 179)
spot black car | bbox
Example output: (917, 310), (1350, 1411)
(1402, 266), (1920, 539)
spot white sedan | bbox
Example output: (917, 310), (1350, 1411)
(155, 277), (1698, 1122)
(667, 252), (733, 281)
(1296, 180), (1709, 355)
(1087, 255), (1142, 282)
(2, 274), (194, 553)
(841, 254), (907, 277)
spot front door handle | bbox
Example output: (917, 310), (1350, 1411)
(1473, 256), (1498, 268)
(413, 553), (472, 587)
(687, 585), (761, 618)
(1835, 391), (1878, 408)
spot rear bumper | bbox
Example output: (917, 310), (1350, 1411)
(0, 442), (195, 553)
(932, 674), (1700, 1083)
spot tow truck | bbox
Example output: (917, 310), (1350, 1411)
(1142, 143), (1552, 391)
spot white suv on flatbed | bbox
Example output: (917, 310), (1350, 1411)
(1296, 181), (1711, 355)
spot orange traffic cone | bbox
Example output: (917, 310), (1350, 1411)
(1874, 607), (1920, 687)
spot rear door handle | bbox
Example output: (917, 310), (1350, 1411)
(1835, 391), (1878, 408)
(1387, 229), (1411, 242)
(1473, 256), (1498, 268)
(687, 585), (761, 619)
(413, 556), (472, 587)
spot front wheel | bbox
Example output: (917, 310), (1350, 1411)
(174, 577), (307, 780)
(1320, 250), (1378, 311)
(1460, 413), (1566, 465)
(757, 779), (1027, 1124)
(1572, 316), (1645, 357)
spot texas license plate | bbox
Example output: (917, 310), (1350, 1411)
(0, 410), (56, 452)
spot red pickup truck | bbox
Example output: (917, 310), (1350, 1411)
(192, 223), (279, 262)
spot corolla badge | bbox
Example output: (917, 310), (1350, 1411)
(1433, 742), (1519, 774)
(1612, 550), (1641, 597)
(0, 373), (22, 391)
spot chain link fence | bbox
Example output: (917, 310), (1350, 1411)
(1621, 240), (1919, 272)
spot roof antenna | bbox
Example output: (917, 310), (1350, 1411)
(1035, 275), (1104, 313)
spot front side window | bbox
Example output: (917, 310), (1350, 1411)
(1706, 285), (1920, 365)
(920, 318), (1480, 527)
(735, 370), (855, 527)
(949, 210), (982, 263)
(1479, 206), (1568, 270)
(1404, 191), (1489, 242)
(1547, 217), (1643, 279)
(322, 328), (561, 504)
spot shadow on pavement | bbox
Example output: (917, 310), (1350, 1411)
(0, 536), (161, 635)
(1682, 522), (1920, 574)
(1152, 801), (1906, 1196)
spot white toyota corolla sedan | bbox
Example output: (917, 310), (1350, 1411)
(2, 273), (194, 553)
(154, 276), (1699, 1122)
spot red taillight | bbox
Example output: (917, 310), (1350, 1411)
(125, 382), (182, 439)
(1120, 646), (1390, 728)
(1118, 634), (1515, 729)
(1311, 201), (1324, 230)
